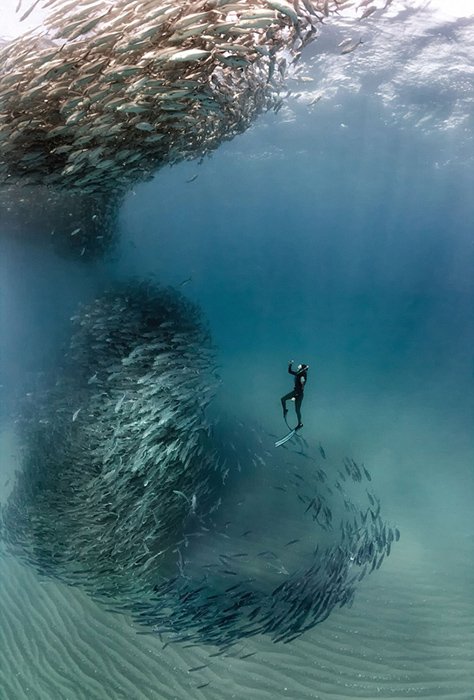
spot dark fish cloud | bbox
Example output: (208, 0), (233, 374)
(1, 280), (398, 649)
(0, 0), (371, 259)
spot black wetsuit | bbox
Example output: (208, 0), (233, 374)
(281, 363), (307, 428)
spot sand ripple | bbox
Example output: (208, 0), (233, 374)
(1, 537), (472, 699)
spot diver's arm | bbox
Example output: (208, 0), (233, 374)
(288, 361), (296, 375)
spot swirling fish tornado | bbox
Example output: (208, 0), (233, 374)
(0, 0), (340, 193)
(1, 281), (399, 648)
(1, 282), (221, 600)
(0, 0), (349, 257)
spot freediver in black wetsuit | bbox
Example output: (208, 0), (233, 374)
(281, 361), (309, 431)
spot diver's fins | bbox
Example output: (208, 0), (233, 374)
(275, 429), (296, 447)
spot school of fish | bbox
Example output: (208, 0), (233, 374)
(1, 0), (394, 654)
(0, 0), (379, 257)
(1, 280), (399, 650)
(1, 281), (221, 599)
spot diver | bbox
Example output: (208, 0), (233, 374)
(281, 361), (309, 431)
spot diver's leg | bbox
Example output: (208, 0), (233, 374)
(295, 395), (303, 428)
(281, 391), (293, 417)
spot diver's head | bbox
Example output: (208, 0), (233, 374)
(297, 363), (309, 372)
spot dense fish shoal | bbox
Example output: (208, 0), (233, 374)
(0, 0), (377, 258)
(0, 280), (398, 648)
(0, 0), (328, 195)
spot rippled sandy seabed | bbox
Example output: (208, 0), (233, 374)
(1, 421), (473, 700)
(1, 0), (473, 698)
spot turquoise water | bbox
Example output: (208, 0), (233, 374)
(1, 3), (473, 699)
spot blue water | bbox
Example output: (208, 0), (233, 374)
(1, 10), (474, 700)
(117, 92), (473, 425)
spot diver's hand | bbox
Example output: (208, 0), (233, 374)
(289, 359), (294, 364)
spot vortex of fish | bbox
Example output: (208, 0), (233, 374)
(1, 281), (222, 600)
(0, 279), (398, 649)
(0, 0), (374, 258)
(0, 0), (351, 197)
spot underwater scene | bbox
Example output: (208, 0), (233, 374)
(0, 0), (473, 698)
